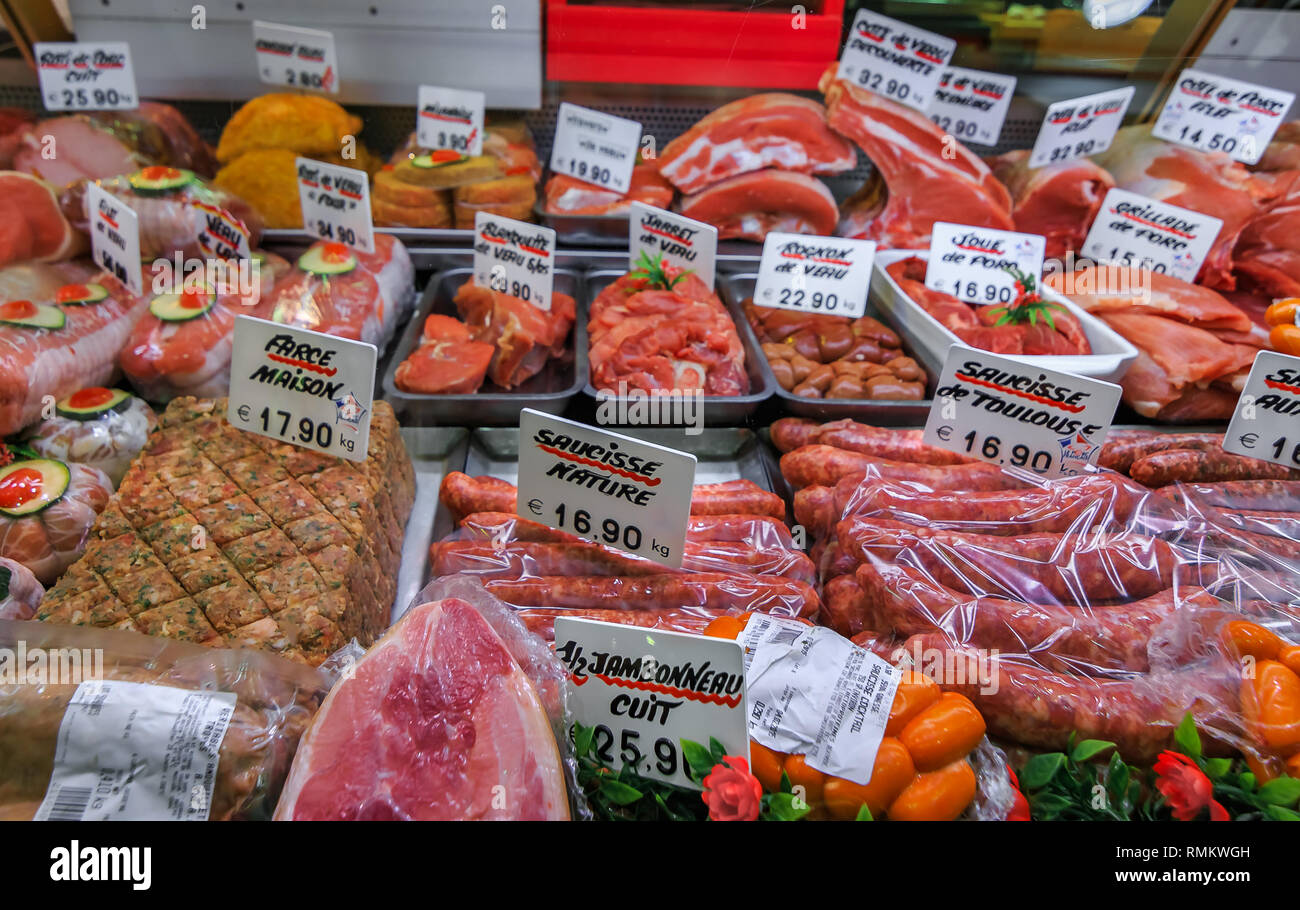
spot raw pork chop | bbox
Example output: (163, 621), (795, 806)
(0, 172), (86, 267)
(274, 597), (569, 821)
(986, 150), (1114, 260)
(678, 169), (838, 242)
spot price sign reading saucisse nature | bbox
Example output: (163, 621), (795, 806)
(837, 9), (955, 113)
(416, 85), (485, 157)
(473, 213), (556, 311)
(753, 233), (876, 319)
(925, 222), (1046, 306)
(554, 617), (748, 791)
(628, 203), (718, 289)
(1028, 86), (1135, 168)
(1223, 351), (1300, 470)
(927, 66), (1017, 147)
(1080, 188), (1223, 283)
(1153, 69), (1294, 166)
(517, 409), (696, 568)
(34, 42), (138, 112)
(85, 181), (142, 296)
(227, 316), (376, 463)
(297, 158), (374, 254)
(252, 21), (338, 93)
(549, 102), (642, 195)
(924, 344), (1122, 479)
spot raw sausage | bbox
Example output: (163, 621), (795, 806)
(814, 420), (976, 466)
(1130, 450), (1300, 487)
(770, 418), (821, 453)
(518, 608), (723, 642)
(484, 573), (820, 617)
(780, 445), (1030, 491)
(822, 574), (872, 638)
(1098, 433), (1222, 473)
(793, 485), (835, 537)
(1164, 480), (1300, 511)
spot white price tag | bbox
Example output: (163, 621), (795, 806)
(628, 203), (718, 289)
(416, 85), (485, 157)
(85, 182), (142, 297)
(549, 102), (642, 194)
(517, 409), (696, 568)
(1028, 86), (1135, 168)
(253, 21), (338, 93)
(1080, 188), (1223, 283)
(555, 618), (748, 790)
(473, 213), (556, 312)
(928, 66), (1017, 147)
(752, 232), (876, 319)
(1153, 69), (1294, 166)
(227, 315), (376, 463)
(34, 42), (138, 111)
(1223, 352), (1300, 469)
(296, 158), (374, 254)
(924, 344), (1122, 478)
(925, 223), (1046, 306)
(837, 10), (955, 113)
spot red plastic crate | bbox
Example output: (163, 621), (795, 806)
(546, 1), (846, 89)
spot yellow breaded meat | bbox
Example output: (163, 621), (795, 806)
(214, 149), (304, 228)
(217, 93), (363, 163)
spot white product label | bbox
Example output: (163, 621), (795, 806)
(1153, 69), (1294, 166)
(555, 618), (747, 790)
(192, 201), (254, 262)
(739, 615), (899, 786)
(517, 409), (696, 568)
(473, 213), (556, 312)
(925, 223), (1046, 306)
(1223, 351), (1300, 469)
(549, 102), (643, 194)
(752, 232), (876, 319)
(33, 680), (235, 821)
(296, 158), (374, 254)
(252, 21), (338, 93)
(928, 66), (1017, 147)
(85, 182), (142, 297)
(628, 203), (718, 289)
(837, 10), (955, 112)
(924, 344), (1122, 478)
(227, 315), (376, 462)
(1028, 86), (1135, 168)
(34, 42), (138, 111)
(1080, 188), (1223, 283)
(416, 85), (486, 157)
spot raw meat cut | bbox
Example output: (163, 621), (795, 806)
(1233, 170), (1300, 298)
(658, 93), (856, 195)
(22, 388), (157, 485)
(1256, 121), (1300, 172)
(0, 109), (35, 169)
(13, 116), (144, 187)
(0, 172), (86, 267)
(678, 169), (837, 242)
(1052, 266), (1257, 333)
(454, 281), (577, 389)
(274, 597), (569, 821)
(394, 314), (496, 394)
(0, 460), (113, 586)
(86, 102), (218, 177)
(819, 65), (1013, 247)
(543, 162), (674, 215)
(986, 150), (1115, 260)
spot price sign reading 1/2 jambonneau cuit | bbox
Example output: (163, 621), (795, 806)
(297, 158), (374, 254)
(1153, 69), (1294, 166)
(924, 344), (1122, 479)
(1223, 351), (1300, 470)
(628, 203), (718, 289)
(837, 9), (955, 113)
(928, 66), (1017, 147)
(473, 213), (556, 311)
(517, 410), (696, 568)
(925, 222), (1046, 306)
(416, 85), (485, 157)
(227, 316), (376, 463)
(555, 617), (748, 791)
(752, 233), (876, 319)
(550, 102), (642, 195)
(34, 42), (138, 112)
(1080, 188), (1223, 283)
(252, 21), (338, 93)
(1028, 86), (1135, 168)
(85, 181), (142, 296)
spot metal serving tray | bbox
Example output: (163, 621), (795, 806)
(392, 426), (470, 623)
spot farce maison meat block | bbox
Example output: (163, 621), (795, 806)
(36, 397), (415, 665)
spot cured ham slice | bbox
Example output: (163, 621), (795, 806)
(658, 93), (856, 194)
(0, 172), (86, 268)
(543, 162), (673, 215)
(454, 281), (576, 389)
(678, 169), (837, 242)
(986, 151), (1114, 260)
(274, 597), (570, 821)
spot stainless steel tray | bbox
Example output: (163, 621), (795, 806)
(392, 426), (470, 623)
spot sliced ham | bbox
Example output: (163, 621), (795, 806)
(986, 150), (1114, 260)
(678, 168), (837, 242)
(12, 115), (144, 187)
(0, 172), (85, 267)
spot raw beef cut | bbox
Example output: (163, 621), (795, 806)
(0, 172), (85, 268)
(274, 597), (570, 821)
(86, 102), (218, 177)
(986, 150), (1114, 260)
(819, 65), (1013, 247)
(658, 93), (857, 194)
(454, 280), (576, 389)
(394, 314), (497, 394)
(678, 169), (837, 242)
(1233, 171), (1300, 298)
(543, 162), (673, 215)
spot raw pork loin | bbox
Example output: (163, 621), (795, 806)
(986, 150), (1115, 260)
(0, 172), (86, 268)
(679, 169), (838, 242)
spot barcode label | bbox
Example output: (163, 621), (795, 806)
(43, 785), (92, 821)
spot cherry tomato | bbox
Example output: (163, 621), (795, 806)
(887, 759), (977, 822)
(885, 670), (941, 736)
(783, 754), (827, 809)
(1222, 620), (1283, 661)
(823, 738), (916, 820)
(1270, 323), (1300, 358)
(1279, 645), (1300, 678)
(749, 740), (786, 793)
(899, 692), (987, 772)
(1242, 660), (1300, 751)
(1265, 298), (1300, 327)
(702, 614), (749, 641)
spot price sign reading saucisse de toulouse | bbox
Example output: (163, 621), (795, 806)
(628, 203), (718, 289)
(252, 21), (338, 93)
(924, 344), (1122, 479)
(1223, 352), (1300, 470)
(925, 222), (1046, 306)
(473, 213), (556, 312)
(416, 85), (485, 157)
(554, 617), (747, 790)
(550, 103), (642, 195)
(927, 66), (1017, 147)
(34, 42), (138, 112)
(517, 409), (696, 569)
(227, 316), (375, 463)
(1153, 69), (1294, 166)
(753, 233), (876, 319)
(297, 158), (374, 254)
(1028, 86), (1135, 168)
(85, 181), (142, 296)
(1080, 188), (1223, 283)
(837, 9), (955, 113)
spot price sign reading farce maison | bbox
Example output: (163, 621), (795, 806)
(297, 158), (374, 254)
(1080, 188), (1223, 283)
(837, 10), (956, 113)
(253, 21), (338, 93)
(416, 85), (485, 157)
(473, 213), (556, 311)
(753, 233), (876, 319)
(928, 66), (1017, 147)
(550, 103), (642, 195)
(628, 203), (718, 288)
(34, 42), (138, 111)
(1153, 69), (1294, 166)
(1223, 352), (1300, 470)
(1028, 86), (1135, 168)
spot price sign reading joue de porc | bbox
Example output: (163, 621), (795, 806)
(34, 42), (138, 111)
(837, 9), (955, 113)
(925, 222), (1046, 306)
(253, 21), (338, 93)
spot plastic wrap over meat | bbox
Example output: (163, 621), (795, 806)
(21, 388), (157, 485)
(0, 461), (113, 586)
(0, 558), (43, 621)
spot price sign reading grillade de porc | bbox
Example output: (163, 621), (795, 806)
(34, 42), (138, 111)
(924, 344), (1121, 478)
(252, 21), (338, 93)
(549, 102), (642, 194)
(1029, 86), (1134, 168)
(297, 158), (374, 254)
(227, 316), (376, 462)
(473, 213), (556, 311)
(1080, 188), (1223, 283)
(753, 233), (876, 319)
(837, 9), (955, 113)
(1223, 351), (1300, 470)
(517, 410), (696, 568)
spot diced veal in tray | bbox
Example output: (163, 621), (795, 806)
(35, 398), (416, 665)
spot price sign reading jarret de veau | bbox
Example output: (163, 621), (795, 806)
(628, 203), (718, 288)
(550, 103), (642, 195)
(34, 42), (138, 112)
(416, 85), (485, 157)
(555, 617), (747, 790)
(753, 233), (876, 319)
(517, 410), (696, 568)
(924, 345), (1122, 479)
(1029, 86), (1134, 168)
(925, 223), (1046, 306)
(1154, 69), (1294, 166)
(85, 182), (142, 296)
(297, 158), (374, 254)
(837, 9), (955, 113)
(253, 21), (338, 93)
(227, 316), (376, 462)
(1080, 188), (1222, 283)
(928, 66), (1017, 147)
(1223, 352), (1300, 470)
(473, 213), (556, 311)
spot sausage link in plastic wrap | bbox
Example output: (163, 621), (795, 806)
(0, 458), (112, 586)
